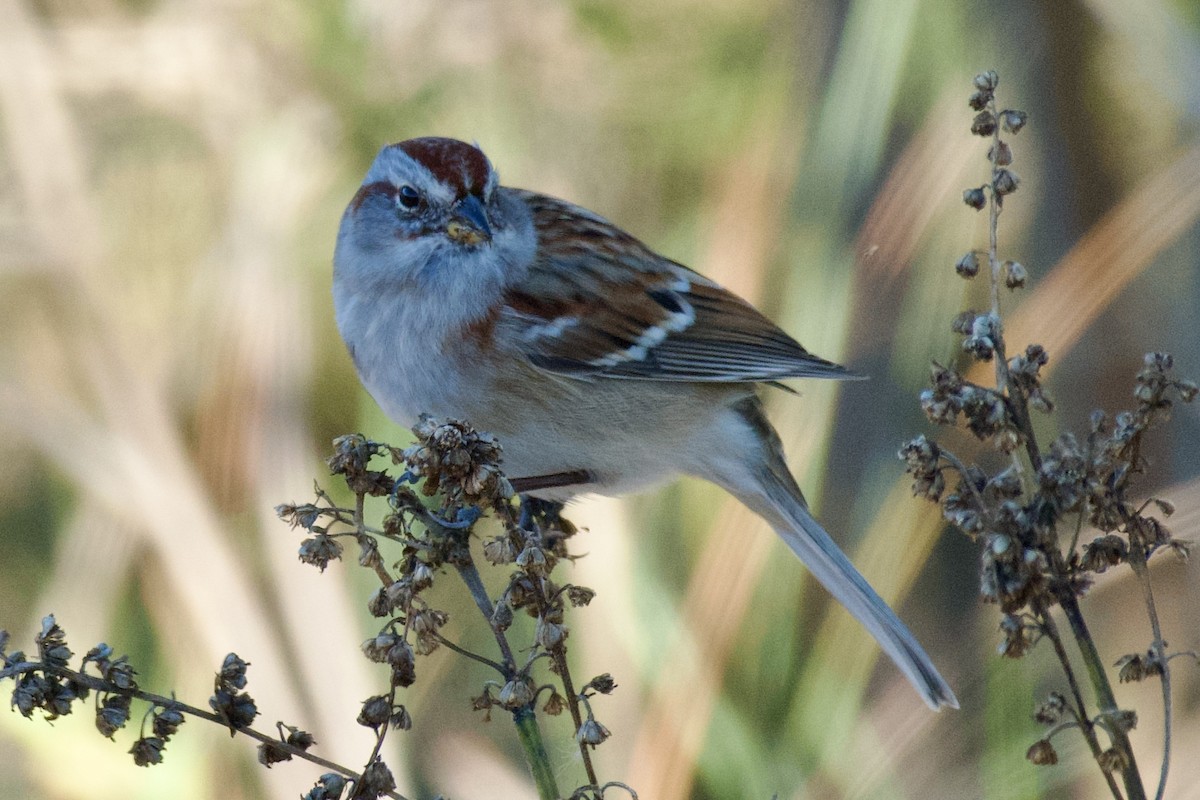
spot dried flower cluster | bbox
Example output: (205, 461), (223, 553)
(3, 420), (630, 800)
(277, 422), (635, 800)
(1, 616), (194, 768)
(0, 617), (347, 788)
(900, 72), (1195, 800)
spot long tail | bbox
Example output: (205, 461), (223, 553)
(711, 400), (958, 710)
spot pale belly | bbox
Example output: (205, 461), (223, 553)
(355, 337), (751, 499)
(335, 284), (754, 499)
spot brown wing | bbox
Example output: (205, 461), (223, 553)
(502, 190), (854, 383)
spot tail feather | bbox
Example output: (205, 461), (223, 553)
(760, 473), (958, 710)
(712, 398), (958, 710)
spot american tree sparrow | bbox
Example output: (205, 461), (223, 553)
(333, 137), (957, 710)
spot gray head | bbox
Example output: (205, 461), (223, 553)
(334, 137), (532, 293)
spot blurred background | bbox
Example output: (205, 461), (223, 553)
(2, 0), (1200, 798)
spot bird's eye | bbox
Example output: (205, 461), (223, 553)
(397, 185), (421, 210)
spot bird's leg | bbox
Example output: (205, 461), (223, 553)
(508, 469), (593, 495)
(516, 495), (566, 532)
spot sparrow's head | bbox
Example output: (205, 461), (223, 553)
(335, 137), (531, 292)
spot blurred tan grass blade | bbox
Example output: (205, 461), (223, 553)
(32, 502), (137, 649)
(853, 92), (976, 285)
(431, 731), (534, 798)
(971, 143), (1200, 382)
(625, 380), (844, 800)
(0, 0), (100, 272)
(625, 107), (819, 798)
(0, 6), (318, 797)
(206, 117), (388, 771)
(626, 500), (774, 799)
(569, 496), (645, 774)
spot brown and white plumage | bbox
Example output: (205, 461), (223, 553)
(504, 191), (853, 383)
(333, 137), (958, 710)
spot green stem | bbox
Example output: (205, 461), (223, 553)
(550, 642), (599, 788)
(1033, 600), (1123, 799)
(1054, 586), (1146, 800)
(513, 706), (560, 800)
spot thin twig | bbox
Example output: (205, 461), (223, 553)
(1127, 550), (1172, 800)
(551, 640), (598, 787)
(452, 557), (518, 673)
(431, 632), (506, 674)
(1, 661), (408, 800)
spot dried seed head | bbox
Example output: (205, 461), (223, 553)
(1004, 261), (1027, 289)
(498, 678), (535, 709)
(997, 614), (1032, 659)
(988, 140), (1013, 166)
(535, 616), (567, 649)
(298, 534), (343, 572)
(408, 561), (435, 590)
(576, 718), (611, 747)
(586, 673), (617, 694)
(1034, 692), (1067, 725)
(388, 639), (417, 687)
(515, 543), (551, 576)
(130, 736), (166, 767)
(974, 71), (999, 91)
(403, 417), (504, 503)
(1114, 651), (1164, 683)
(963, 186), (987, 210)
(152, 708), (185, 740)
(36, 616), (72, 668)
(305, 773), (347, 800)
(366, 588), (393, 618)
(963, 314), (998, 361)
(258, 738), (293, 767)
(542, 690), (567, 716)
(955, 251), (980, 278)
(951, 310), (978, 334)
(391, 705), (413, 731)
(96, 694), (132, 737)
(899, 435), (945, 501)
(483, 535), (516, 565)
(566, 585), (596, 607)
(491, 600), (514, 630)
(993, 168), (1019, 196)
(1109, 709), (1138, 733)
(209, 687), (258, 730)
(362, 632), (401, 663)
(357, 695), (393, 729)
(359, 758), (397, 797)
(411, 608), (448, 636)
(1000, 109), (1028, 133)
(285, 726), (315, 750)
(1080, 535), (1128, 573)
(1097, 747), (1130, 773)
(971, 111), (997, 137)
(1026, 739), (1058, 766)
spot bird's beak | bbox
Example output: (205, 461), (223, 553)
(446, 194), (493, 246)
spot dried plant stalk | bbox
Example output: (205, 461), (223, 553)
(902, 71), (1196, 800)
